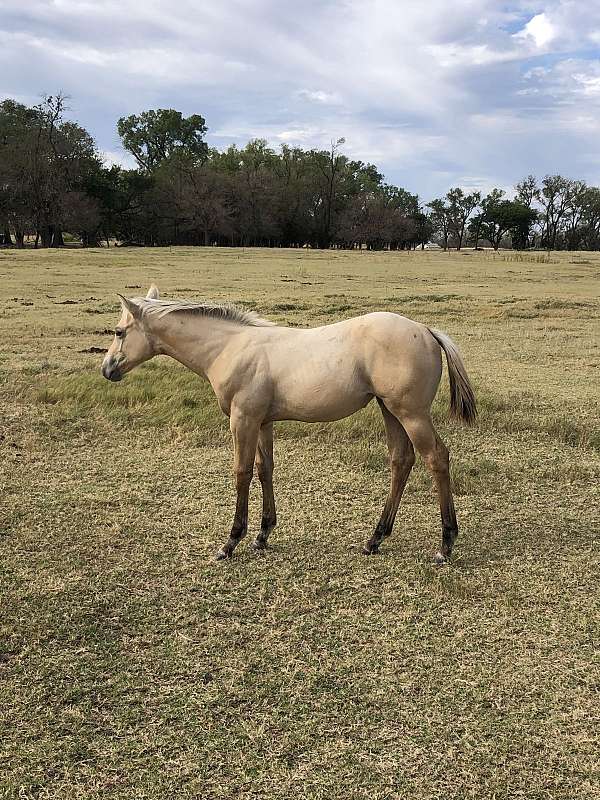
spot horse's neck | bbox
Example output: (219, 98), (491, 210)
(150, 315), (241, 378)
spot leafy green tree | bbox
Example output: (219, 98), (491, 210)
(0, 94), (100, 247)
(305, 139), (384, 248)
(117, 109), (208, 171)
(480, 191), (537, 250)
(413, 209), (434, 249)
(0, 99), (40, 244)
(538, 175), (573, 249)
(467, 212), (484, 249)
(446, 187), (481, 250)
(273, 145), (314, 247)
(515, 175), (538, 208)
(427, 198), (451, 250)
(514, 175), (540, 246)
(577, 187), (600, 249)
(563, 180), (588, 250)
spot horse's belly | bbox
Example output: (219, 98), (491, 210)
(270, 376), (372, 422)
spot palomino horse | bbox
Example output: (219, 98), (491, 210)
(102, 285), (476, 563)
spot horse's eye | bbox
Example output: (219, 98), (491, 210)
(115, 328), (125, 338)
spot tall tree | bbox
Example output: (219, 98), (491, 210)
(578, 187), (600, 249)
(0, 94), (100, 247)
(427, 198), (451, 250)
(117, 109), (209, 171)
(480, 190), (537, 250)
(514, 175), (539, 247)
(515, 175), (538, 208)
(563, 180), (588, 250)
(538, 175), (572, 249)
(446, 187), (481, 250)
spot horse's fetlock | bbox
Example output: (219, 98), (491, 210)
(230, 523), (247, 542)
(261, 512), (276, 530)
(442, 523), (458, 541)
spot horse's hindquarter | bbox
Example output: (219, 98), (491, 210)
(361, 312), (443, 413)
(266, 313), (441, 423)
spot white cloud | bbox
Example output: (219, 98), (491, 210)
(99, 149), (137, 169)
(296, 89), (341, 105)
(514, 13), (556, 48)
(521, 58), (600, 104)
(426, 42), (517, 68)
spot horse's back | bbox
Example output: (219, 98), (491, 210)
(235, 311), (443, 422)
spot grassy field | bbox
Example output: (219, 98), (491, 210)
(1, 246), (598, 799)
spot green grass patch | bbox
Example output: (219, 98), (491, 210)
(498, 252), (559, 264)
(534, 299), (596, 310)
(386, 293), (462, 304)
(32, 361), (228, 440)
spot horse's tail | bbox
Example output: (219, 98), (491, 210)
(427, 328), (477, 425)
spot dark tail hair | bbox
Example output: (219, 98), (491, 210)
(427, 328), (477, 424)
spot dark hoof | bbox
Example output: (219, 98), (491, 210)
(252, 539), (268, 551)
(433, 551), (448, 566)
(362, 545), (379, 556)
(215, 548), (231, 561)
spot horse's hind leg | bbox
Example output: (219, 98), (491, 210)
(398, 413), (458, 565)
(253, 423), (277, 550)
(364, 400), (415, 555)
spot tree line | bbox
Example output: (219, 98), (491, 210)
(2, 95), (600, 251)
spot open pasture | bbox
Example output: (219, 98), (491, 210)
(1, 246), (599, 799)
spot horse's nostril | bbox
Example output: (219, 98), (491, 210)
(101, 359), (121, 381)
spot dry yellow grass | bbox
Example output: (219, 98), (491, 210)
(1, 246), (599, 799)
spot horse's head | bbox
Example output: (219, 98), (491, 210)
(101, 285), (160, 382)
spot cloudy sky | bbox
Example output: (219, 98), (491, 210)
(2, 0), (600, 198)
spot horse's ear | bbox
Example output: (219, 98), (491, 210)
(146, 284), (159, 300)
(117, 294), (142, 319)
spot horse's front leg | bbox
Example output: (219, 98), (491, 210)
(216, 411), (261, 560)
(253, 423), (276, 550)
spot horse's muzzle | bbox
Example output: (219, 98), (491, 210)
(101, 357), (124, 382)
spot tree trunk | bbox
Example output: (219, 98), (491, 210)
(40, 226), (53, 248)
(15, 230), (25, 248)
(2, 227), (12, 246)
(53, 228), (65, 247)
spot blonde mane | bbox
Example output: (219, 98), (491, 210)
(134, 298), (275, 327)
